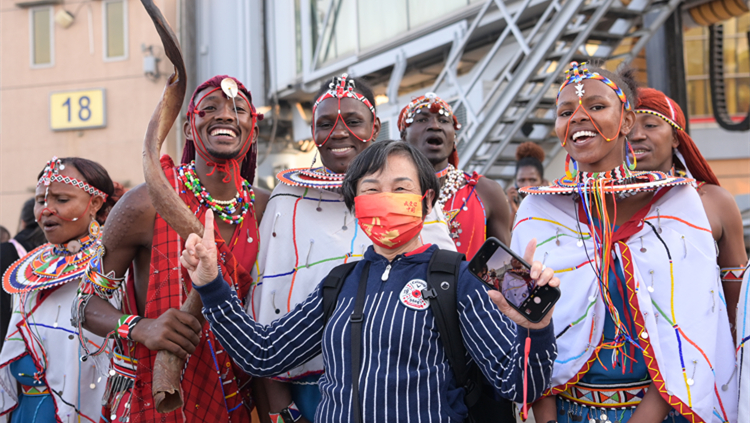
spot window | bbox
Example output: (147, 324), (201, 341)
(103, 0), (128, 60)
(30, 6), (53, 67)
(311, 0), (475, 66)
(683, 14), (750, 119)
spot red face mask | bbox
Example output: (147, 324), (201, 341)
(354, 192), (424, 249)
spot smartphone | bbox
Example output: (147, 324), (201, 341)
(468, 237), (560, 323)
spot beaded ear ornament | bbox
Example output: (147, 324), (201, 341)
(556, 62), (636, 176)
(36, 156), (107, 222)
(397, 92), (462, 131)
(312, 73), (377, 147)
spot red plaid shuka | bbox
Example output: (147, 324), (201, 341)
(129, 155), (259, 423)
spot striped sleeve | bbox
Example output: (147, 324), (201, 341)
(195, 273), (325, 377)
(457, 265), (557, 403)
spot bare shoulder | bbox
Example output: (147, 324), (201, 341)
(253, 186), (271, 224)
(474, 175), (509, 204)
(102, 183), (156, 252)
(697, 184), (741, 214)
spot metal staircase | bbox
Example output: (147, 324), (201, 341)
(432, 0), (684, 182)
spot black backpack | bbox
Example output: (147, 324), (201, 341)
(321, 249), (515, 423)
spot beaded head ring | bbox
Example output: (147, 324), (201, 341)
(312, 73), (377, 147)
(556, 62), (636, 174)
(398, 92), (462, 166)
(184, 75), (263, 193)
(635, 87), (720, 186)
(397, 92), (462, 132)
(36, 156), (108, 222)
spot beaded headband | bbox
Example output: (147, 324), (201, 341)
(312, 73), (377, 147)
(557, 62), (631, 111)
(634, 109), (684, 131)
(37, 156), (108, 199)
(397, 92), (462, 131)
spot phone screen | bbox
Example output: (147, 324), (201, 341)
(484, 247), (535, 308)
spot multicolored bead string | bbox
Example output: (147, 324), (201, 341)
(178, 161), (254, 225)
(557, 62), (631, 111)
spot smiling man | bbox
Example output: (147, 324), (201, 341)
(251, 75), (457, 423)
(400, 93), (512, 258)
(75, 76), (269, 423)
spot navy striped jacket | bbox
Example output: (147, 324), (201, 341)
(196, 245), (557, 422)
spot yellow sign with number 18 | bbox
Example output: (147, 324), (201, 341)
(50, 88), (106, 131)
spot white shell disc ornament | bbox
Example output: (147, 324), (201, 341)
(221, 77), (239, 98)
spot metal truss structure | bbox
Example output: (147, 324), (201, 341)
(428, 0), (683, 181)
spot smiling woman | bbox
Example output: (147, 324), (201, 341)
(0, 156), (120, 423)
(516, 62), (739, 423)
(250, 75), (457, 422)
(183, 140), (559, 423)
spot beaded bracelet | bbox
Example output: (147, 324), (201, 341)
(269, 401), (302, 423)
(721, 266), (747, 283)
(116, 315), (142, 341)
(80, 245), (125, 299)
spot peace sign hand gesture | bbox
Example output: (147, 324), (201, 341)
(180, 209), (219, 286)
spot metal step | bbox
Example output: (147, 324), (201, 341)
(514, 95), (556, 107)
(501, 116), (556, 125)
(580, 4), (642, 19)
(429, 0), (681, 180)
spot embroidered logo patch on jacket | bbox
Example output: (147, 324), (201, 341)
(399, 279), (430, 310)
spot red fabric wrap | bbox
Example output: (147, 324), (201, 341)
(443, 172), (486, 259)
(129, 155), (259, 423)
(636, 87), (720, 186)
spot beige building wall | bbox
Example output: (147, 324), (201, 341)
(0, 0), (179, 233)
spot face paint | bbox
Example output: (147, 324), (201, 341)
(37, 157), (108, 200)
(556, 62), (635, 173)
(36, 157), (106, 222)
(189, 77), (260, 193)
(312, 73), (377, 147)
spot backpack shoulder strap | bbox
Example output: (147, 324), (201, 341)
(322, 261), (358, 324)
(423, 249), (483, 407)
(423, 250), (468, 386)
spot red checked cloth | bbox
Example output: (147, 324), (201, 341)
(129, 155), (259, 422)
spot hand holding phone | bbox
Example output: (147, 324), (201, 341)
(469, 237), (560, 328)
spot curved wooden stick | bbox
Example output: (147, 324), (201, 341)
(139, 0), (203, 414)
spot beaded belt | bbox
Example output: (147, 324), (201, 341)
(559, 381), (649, 408)
(21, 384), (51, 396)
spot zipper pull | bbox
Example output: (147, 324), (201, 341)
(381, 264), (392, 281)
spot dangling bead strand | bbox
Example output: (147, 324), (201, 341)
(437, 165), (465, 209)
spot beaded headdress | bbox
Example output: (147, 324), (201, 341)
(397, 92), (462, 132)
(312, 73), (377, 147)
(635, 87), (720, 186)
(184, 75), (263, 194)
(557, 62), (631, 111)
(556, 62), (636, 172)
(37, 156), (108, 199)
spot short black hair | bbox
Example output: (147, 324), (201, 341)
(342, 140), (439, 214)
(314, 76), (377, 115)
(516, 157), (544, 180)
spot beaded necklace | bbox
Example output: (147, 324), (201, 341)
(3, 235), (99, 294)
(178, 161), (254, 225)
(435, 165), (451, 179)
(437, 165), (465, 209)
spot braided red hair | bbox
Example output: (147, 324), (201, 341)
(636, 87), (720, 186)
